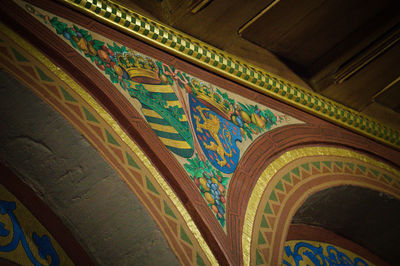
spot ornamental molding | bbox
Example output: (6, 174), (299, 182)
(57, 0), (400, 149)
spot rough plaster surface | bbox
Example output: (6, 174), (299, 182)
(0, 70), (179, 265)
(292, 185), (400, 265)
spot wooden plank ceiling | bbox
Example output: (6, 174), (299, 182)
(115, 0), (400, 130)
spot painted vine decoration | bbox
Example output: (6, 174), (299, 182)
(49, 17), (128, 86)
(27, 4), (299, 228)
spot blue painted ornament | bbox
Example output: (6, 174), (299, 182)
(190, 94), (242, 174)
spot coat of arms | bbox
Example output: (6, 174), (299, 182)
(189, 94), (242, 173)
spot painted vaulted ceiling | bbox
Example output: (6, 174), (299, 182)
(0, 0), (399, 265)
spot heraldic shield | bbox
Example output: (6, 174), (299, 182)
(127, 81), (194, 158)
(189, 94), (242, 174)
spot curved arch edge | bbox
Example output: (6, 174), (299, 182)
(242, 146), (400, 266)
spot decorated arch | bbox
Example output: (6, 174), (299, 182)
(244, 147), (400, 265)
(0, 0), (399, 265)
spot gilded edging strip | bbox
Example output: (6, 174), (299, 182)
(58, 0), (400, 149)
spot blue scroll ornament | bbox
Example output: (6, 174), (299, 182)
(283, 241), (368, 266)
(0, 200), (59, 266)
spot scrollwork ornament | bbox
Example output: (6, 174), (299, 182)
(0, 200), (60, 266)
(283, 241), (368, 266)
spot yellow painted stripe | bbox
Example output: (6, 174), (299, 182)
(142, 108), (162, 118)
(148, 122), (179, 133)
(159, 136), (192, 149)
(165, 100), (188, 122)
(142, 106), (187, 122)
(143, 83), (174, 93)
(166, 100), (181, 107)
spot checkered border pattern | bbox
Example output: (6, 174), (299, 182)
(62, 0), (400, 148)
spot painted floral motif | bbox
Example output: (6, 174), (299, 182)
(26, 4), (301, 228)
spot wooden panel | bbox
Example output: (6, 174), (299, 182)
(241, 0), (393, 71)
(321, 43), (400, 111)
(374, 79), (400, 113)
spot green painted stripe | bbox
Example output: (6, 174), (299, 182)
(165, 145), (193, 158)
(142, 103), (186, 114)
(152, 128), (185, 141)
(144, 115), (171, 126)
(152, 92), (179, 101)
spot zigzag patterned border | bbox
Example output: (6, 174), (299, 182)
(254, 158), (399, 265)
(57, 0), (400, 149)
(243, 147), (400, 265)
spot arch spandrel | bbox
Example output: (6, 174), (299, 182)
(1, 0), (400, 265)
(244, 146), (400, 266)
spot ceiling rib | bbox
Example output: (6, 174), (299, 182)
(333, 25), (400, 84)
(238, 0), (280, 35)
